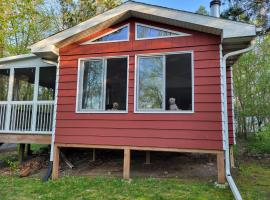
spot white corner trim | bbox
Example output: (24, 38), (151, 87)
(80, 24), (130, 45)
(134, 50), (194, 114)
(135, 22), (191, 40)
(76, 55), (129, 113)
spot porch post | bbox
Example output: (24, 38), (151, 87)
(18, 143), (25, 164)
(31, 67), (40, 132)
(52, 144), (60, 180)
(217, 151), (225, 184)
(123, 148), (130, 179)
(4, 67), (14, 131)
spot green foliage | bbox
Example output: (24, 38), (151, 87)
(221, 0), (270, 33)
(0, 0), (54, 56)
(195, 5), (209, 16)
(0, 0), (121, 57)
(233, 35), (270, 137)
(244, 124), (270, 155)
(5, 159), (19, 175)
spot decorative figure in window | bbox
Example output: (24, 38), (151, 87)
(169, 97), (180, 111)
(112, 102), (119, 110)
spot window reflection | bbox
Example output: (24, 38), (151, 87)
(138, 56), (164, 110)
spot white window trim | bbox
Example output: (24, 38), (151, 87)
(76, 55), (129, 113)
(134, 51), (194, 114)
(81, 24), (130, 45)
(135, 23), (191, 41)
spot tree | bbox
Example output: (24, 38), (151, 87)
(233, 35), (270, 138)
(221, 0), (270, 34)
(195, 5), (209, 16)
(46, 0), (121, 31)
(0, 0), (53, 57)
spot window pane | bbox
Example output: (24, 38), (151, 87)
(137, 24), (178, 39)
(82, 60), (104, 110)
(38, 67), (56, 100)
(105, 58), (127, 111)
(13, 68), (35, 101)
(93, 26), (128, 42)
(0, 69), (10, 101)
(138, 56), (164, 110)
(166, 54), (192, 110)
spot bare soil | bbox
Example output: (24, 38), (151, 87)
(0, 147), (218, 181)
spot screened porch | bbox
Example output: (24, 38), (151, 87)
(0, 65), (56, 134)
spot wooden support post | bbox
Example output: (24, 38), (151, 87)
(26, 144), (31, 157)
(145, 151), (151, 164)
(90, 148), (96, 162)
(18, 144), (25, 164)
(123, 148), (130, 179)
(229, 145), (235, 168)
(217, 152), (225, 184)
(52, 145), (60, 180)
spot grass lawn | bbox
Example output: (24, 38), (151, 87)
(0, 161), (269, 200)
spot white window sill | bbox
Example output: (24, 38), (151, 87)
(76, 110), (128, 114)
(134, 110), (194, 114)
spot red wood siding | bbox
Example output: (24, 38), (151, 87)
(55, 18), (223, 150)
(227, 67), (234, 144)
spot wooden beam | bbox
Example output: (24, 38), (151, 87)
(52, 145), (60, 180)
(56, 143), (221, 154)
(230, 145), (235, 168)
(145, 151), (151, 164)
(123, 148), (130, 179)
(18, 144), (25, 164)
(0, 134), (51, 144)
(217, 152), (225, 184)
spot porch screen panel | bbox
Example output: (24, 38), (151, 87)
(38, 66), (56, 100)
(0, 69), (10, 101)
(137, 56), (164, 110)
(13, 68), (35, 101)
(82, 60), (104, 110)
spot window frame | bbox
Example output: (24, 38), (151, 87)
(135, 23), (191, 41)
(134, 51), (194, 114)
(76, 55), (129, 113)
(81, 24), (130, 45)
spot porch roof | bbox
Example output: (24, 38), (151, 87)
(0, 54), (55, 68)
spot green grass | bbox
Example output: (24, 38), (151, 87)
(0, 162), (269, 200)
(244, 125), (270, 155)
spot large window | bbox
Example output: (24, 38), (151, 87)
(136, 52), (193, 112)
(78, 57), (128, 112)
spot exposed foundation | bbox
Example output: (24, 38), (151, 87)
(52, 143), (226, 184)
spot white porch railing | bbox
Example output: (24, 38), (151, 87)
(0, 101), (54, 134)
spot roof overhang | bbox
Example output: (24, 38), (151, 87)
(30, 1), (257, 62)
(0, 54), (56, 68)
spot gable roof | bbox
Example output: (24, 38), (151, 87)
(30, 0), (257, 60)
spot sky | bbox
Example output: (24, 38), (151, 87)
(127, 0), (214, 13)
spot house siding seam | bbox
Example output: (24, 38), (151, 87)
(55, 18), (223, 150)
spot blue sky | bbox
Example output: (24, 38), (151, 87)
(128, 0), (214, 13)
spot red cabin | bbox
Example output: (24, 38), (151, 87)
(0, 1), (257, 188)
